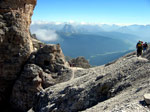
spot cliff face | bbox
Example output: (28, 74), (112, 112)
(0, 0), (36, 107)
(0, 1), (71, 111)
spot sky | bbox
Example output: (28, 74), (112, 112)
(32, 0), (150, 25)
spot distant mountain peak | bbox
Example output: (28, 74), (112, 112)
(62, 24), (77, 33)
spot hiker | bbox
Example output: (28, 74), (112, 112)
(143, 42), (148, 52)
(136, 40), (143, 57)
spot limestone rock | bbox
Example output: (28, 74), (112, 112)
(10, 64), (56, 111)
(10, 64), (43, 111)
(31, 37), (44, 51)
(31, 34), (45, 51)
(27, 43), (72, 84)
(68, 56), (91, 68)
(144, 94), (150, 105)
(31, 55), (150, 112)
(0, 0), (36, 108)
(29, 44), (69, 73)
(10, 43), (71, 111)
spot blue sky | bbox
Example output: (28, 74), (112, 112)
(32, 0), (150, 25)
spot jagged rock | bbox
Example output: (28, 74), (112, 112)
(10, 64), (56, 111)
(27, 44), (72, 84)
(31, 33), (45, 51)
(68, 56), (91, 68)
(29, 44), (69, 73)
(31, 54), (150, 112)
(10, 43), (71, 111)
(0, 0), (36, 108)
(0, 1), (70, 111)
(144, 94), (150, 105)
(10, 64), (43, 111)
(31, 34), (37, 40)
(31, 37), (45, 51)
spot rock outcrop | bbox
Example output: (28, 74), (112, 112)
(68, 56), (91, 68)
(10, 64), (44, 111)
(0, 0), (36, 109)
(10, 44), (71, 111)
(33, 44), (68, 73)
(0, 0), (70, 111)
(144, 94), (150, 105)
(31, 34), (45, 51)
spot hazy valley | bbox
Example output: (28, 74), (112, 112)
(30, 23), (150, 65)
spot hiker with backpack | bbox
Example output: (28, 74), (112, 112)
(143, 42), (148, 52)
(136, 40), (143, 57)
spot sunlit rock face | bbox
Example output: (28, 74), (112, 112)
(0, 0), (36, 108)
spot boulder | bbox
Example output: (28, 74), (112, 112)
(144, 94), (150, 105)
(29, 44), (69, 73)
(68, 56), (91, 68)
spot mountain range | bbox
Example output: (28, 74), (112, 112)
(30, 22), (150, 65)
(31, 22), (150, 40)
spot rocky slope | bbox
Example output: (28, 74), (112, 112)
(30, 48), (150, 112)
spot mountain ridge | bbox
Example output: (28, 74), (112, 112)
(31, 22), (150, 41)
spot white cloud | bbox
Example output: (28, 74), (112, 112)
(69, 20), (75, 24)
(32, 29), (59, 41)
(31, 20), (63, 25)
(31, 20), (149, 26)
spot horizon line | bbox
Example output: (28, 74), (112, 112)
(31, 20), (150, 26)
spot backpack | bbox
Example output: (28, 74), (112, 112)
(137, 43), (142, 47)
(144, 43), (148, 48)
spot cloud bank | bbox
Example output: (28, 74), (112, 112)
(31, 20), (149, 26)
(32, 29), (59, 42)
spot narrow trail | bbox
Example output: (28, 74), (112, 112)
(69, 67), (84, 80)
(70, 68), (75, 80)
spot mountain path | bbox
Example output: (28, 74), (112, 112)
(70, 67), (84, 80)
